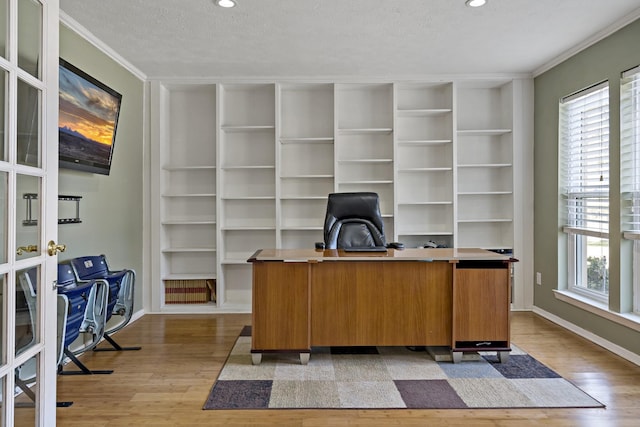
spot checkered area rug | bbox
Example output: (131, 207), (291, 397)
(203, 326), (604, 410)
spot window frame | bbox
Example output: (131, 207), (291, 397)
(621, 65), (640, 314)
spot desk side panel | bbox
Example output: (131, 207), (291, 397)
(310, 261), (452, 346)
(251, 262), (310, 351)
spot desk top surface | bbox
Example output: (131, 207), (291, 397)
(248, 248), (515, 263)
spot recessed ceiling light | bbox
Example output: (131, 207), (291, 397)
(465, 0), (487, 7)
(216, 0), (236, 8)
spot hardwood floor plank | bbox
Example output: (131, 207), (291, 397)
(55, 312), (640, 426)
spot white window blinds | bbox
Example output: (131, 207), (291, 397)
(560, 82), (610, 236)
(621, 66), (640, 234)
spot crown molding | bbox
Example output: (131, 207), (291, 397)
(147, 73), (533, 84)
(533, 10), (640, 77)
(59, 11), (147, 81)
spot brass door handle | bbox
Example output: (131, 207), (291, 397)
(47, 240), (66, 256)
(16, 245), (38, 255)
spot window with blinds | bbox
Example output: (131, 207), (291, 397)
(621, 66), (640, 236)
(560, 82), (610, 298)
(621, 65), (640, 313)
(560, 82), (610, 237)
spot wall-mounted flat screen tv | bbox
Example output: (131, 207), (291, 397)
(58, 58), (122, 175)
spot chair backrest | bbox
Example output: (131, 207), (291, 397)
(57, 263), (78, 287)
(57, 263), (94, 344)
(57, 263), (108, 353)
(323, 192), (386, 249)
(69, 255), (121, 321)
(69, 255), (135, 321)
(68, 255), (109, 279)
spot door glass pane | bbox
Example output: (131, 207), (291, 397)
(1, 274), (5, 365)
(16, 266), (38, 356)
(18, 0), (41, 79)
(0, 69), (6, 161)
(14, 355), (38, 424)
(0, 375), (4, 416)
(16, 174), (40, 260)
(0, 171), (7, 263)
(17, 78), (40, 167)
(0, 0), (6, 59)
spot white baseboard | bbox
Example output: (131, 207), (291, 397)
(532, 305), (640, 367)
(128, 308), (145, 325)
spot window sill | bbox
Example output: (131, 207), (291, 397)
(553, 289), (640, 332)
(562, 226), (608, 239)
(623, 231), (640, 240)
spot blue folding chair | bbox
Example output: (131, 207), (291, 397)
(14, 268), (74, 406)
(56, 263), (113, 375)
(13, 268), (59, 406)
(14, 267), (94, 407)
(69, 254), (140, 351)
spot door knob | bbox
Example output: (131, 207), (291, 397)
(47, 240), (66, 256)
(16, 245), (38, 255)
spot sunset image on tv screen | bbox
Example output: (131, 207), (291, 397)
(58, 61), (121, 170)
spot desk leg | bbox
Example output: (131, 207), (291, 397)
(300, 353), (310, 365)
(250, 351), (309, 365)
(451, 351), (463, 364)
(498, 351), (510, 364)
(251, 353), (262, 365)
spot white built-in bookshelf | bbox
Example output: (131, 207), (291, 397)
(149, 78), (531, 312)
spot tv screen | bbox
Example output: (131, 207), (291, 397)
(58, 58), (122, 175)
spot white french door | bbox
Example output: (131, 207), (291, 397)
(0, 0), (60, 425)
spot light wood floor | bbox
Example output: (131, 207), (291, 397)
(54, 312), (640, 426)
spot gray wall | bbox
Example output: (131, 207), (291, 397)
(58, 24), (145, 313)
(534, 18), (640, 356)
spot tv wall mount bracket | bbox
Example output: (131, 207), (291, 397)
(23, 193), (82, 226)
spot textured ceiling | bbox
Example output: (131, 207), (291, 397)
(59, 0), (640, 79)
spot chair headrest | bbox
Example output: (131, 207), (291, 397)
(326, 192), (382, 222)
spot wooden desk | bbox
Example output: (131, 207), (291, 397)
(248, 248), (516, 364)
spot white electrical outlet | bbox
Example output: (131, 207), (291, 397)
(536, 272), (542, 285)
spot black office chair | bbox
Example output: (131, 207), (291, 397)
(316, 192), (403, 250)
